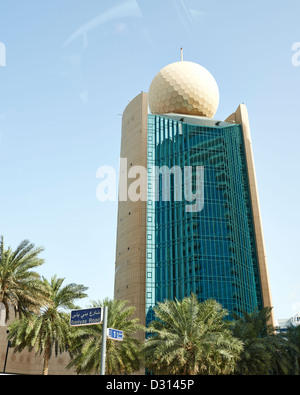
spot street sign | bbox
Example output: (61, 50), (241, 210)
(107, 328), (124, 341)
(70, 307), (103, 327)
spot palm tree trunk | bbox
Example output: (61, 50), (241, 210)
(42, 339), (51, 375)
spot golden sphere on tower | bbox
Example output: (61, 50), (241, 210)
(148, 60), (219, 118)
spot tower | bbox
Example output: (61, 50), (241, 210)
(114, 56), (274, 332)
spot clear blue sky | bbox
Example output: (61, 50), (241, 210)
(0, 0), (299, 320)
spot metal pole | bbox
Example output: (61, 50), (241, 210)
(100, 306), (108, 375)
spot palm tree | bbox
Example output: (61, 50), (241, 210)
(144, 294), (243, 375)
(8, 275), (88, 375)
(231, 307), (292, 375)
(278, 324), (300, 375)
(67, 298), (144, 375)
(0, 236), (49, 322)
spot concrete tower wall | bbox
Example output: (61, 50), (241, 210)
(114, 92), (148, 336)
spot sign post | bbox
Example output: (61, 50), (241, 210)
(70, 306), (107, 375)
(70, 306), (123, 375)
(100, 306), (108, 376)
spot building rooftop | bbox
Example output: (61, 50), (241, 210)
(275, 312), (300, 331)
(157, 113), (234, 128)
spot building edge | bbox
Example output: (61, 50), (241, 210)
(226, 104), (275, 327)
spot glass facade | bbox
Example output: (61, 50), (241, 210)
(146, 114), (263, 326)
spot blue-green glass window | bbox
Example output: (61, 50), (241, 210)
(145, 115), (263, 326)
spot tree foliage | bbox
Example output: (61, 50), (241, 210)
(231, 307), (292, 375)
(144, 294), (243, 375)
(278, 324), (300, 375)
(3, 236), (300, 376)
(8, 275), (88, 375)
(0, 236), (49, 322)
(67, 298), (144, 375)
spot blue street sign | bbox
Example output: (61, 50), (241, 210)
(70, 307), (103, 327)
(107, 328), (124, 341)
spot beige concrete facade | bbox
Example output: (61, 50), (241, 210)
(226, 104), (275, 326)
(114, 92), (148, 338)
(114, 95), (275, 332)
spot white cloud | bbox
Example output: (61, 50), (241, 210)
(63, 0), (142, 48)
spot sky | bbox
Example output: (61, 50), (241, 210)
(0, 0), (299, 321)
